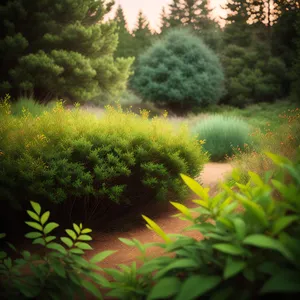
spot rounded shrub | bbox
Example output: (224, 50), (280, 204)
(0, 99), (208, 230)
(192, 115), (253, 161)
(131, 28), (225, 110)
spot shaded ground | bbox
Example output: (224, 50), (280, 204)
(85, 163), (233, 268)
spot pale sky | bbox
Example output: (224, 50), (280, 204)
(107, 0), (227, 32)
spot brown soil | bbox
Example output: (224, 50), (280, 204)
(85, 163), (233, 268)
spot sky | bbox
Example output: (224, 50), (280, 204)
(107, 0), (227, 32)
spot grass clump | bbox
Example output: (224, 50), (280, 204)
(192, 115), (253, 161)
(10, 97), (54, 117)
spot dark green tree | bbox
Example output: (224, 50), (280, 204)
(0, 0), (133, 102)
(131, 28), (225, 111)
(131, 11), (153, 61)
(167, 0), (183, 28)
(222, 0), (252, 47)
(113, 5), (135, 58)
(159, 6), (170, 35)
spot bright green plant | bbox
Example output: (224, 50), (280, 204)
(131, 28), (225, 111)
(192, 115), (254, 161)
(0, 98), (207, 231)
(104, 152), (300, 299)
(0, 201), (116, 299)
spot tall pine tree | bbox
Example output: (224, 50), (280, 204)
(0, 0), (134, 102)
(113, 5), (135, 58)
(132, 11), (153, 58)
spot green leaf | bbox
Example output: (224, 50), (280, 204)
(7, 242), (17, 252)
(224, 258), (246, 279)
(170, 202), (192, 219)
(45, 236), (56, 243)
(265, 152), (292, 166)
(51, 260), (66, 278)
(81, 228), (92, 234)
(25, 232), (43, 239)
(73, 223), (81, 235)
(46, 242), (67, 254)
(0, 251), (7, 259)
(90, 250), (117, 264)
(75, 242), (93, 250)
(69, 248), (84, 255)
(21, 251), (31, 260)
(243, 234), (292, 260)
(77, 234), (92, 241)
(118, 237), (135, 246)
(261, 270), (300, 294)
(0, 233), (6, 239)
(248, 171), (264, 187)
(180, 174), (209, 200)
(30, 201), (41, 215)
(175, 275), (221, 300)
(40, 211), (50, 225)
(235, 195), (268, 227)
(272, 216), (299, 236)
(213, 243), (246, 256)
(233, 218), (247, 240)
(60, 237), (73, 248)
(33, 238), (46, 246)
(27, 210), (40, 222)
(142, 215), (171, 243)
(154, 259), (197, 279)
(66, 229), (77, 240)
(25, 221), (43, 231)
(82, 280), (102, 299)
(43, 222), (59, 235)
(87, 273), (110, 287)
(147, 277), (181, 300)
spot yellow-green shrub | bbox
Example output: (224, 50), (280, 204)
(0, 97), (207, 229)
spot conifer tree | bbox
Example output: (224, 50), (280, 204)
(132, 11), (153, 58)
(159, 6), (170, 34)
(113, 5), (135, 58)
(0, 0), (133, 102)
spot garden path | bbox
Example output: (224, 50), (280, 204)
(85, 163), (232, 268)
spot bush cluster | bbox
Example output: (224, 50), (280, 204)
(192, 115), (253, 161)
(0, 96), (207, 229)
(1, 152), (300, 299)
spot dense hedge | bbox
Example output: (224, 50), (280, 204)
(0, 97), (207, 229)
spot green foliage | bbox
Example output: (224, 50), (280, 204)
(131, 28), (225, 110)
(192, 115), (253, 161)
(0, 0), (133, 102)
(10, 97), (54, 117)
(104, 152), (300, 299)
(0, 98), (207, 228)
(0, 201), (115, 299)
(221, 43), (288, 106)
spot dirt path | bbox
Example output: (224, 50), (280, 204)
(85, 163), (233, 268)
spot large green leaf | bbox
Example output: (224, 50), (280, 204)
(272, 216), (299, 235)
(261, 270), (300, 294)
(30, 201), (41, 216)
(118, 237), (135, 246)
(40, 211), (50, 225)
(82, 280), (102, 299)
(46, 242), (67, 254)
(232, 218), (247, 240)
(66, 229), (77, 240)
(51, 260), (66, 278)
(224, 258), (246, 279)
(75, 242), (93, 250)
(73, 223), (81, 235)
(213, 243), (246, 256)
(142, 215), (171, 243)
(243, 234), (293, 260)
(43, 222), (59, 235)
(147, 277), (181, 300)
(25, 232), (43, 239)
(25, 221), (43, 231)
(27, 210), (40, 222)
(60, 237), (73, 248)
(90, 250), (117, 264)
(180, 174), (209, 200)
(175, 275), (221, 300)
(81, 228), (92, 234)
(77, 234), (92, 241)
